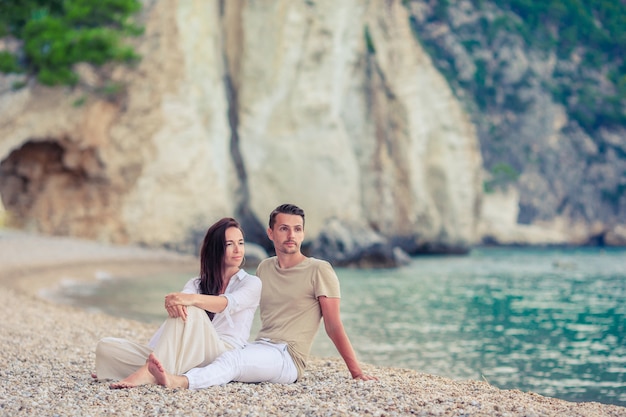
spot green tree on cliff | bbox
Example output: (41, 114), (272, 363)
(496, 0), (626, 130)
(0, 0), (142, 86)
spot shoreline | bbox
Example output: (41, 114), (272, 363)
(1, 230), (624, 416)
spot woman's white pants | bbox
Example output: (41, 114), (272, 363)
(95, 306), (229, 380)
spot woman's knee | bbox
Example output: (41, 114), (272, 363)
(96, 337), (121, 356)
(179, 306), (212, 326)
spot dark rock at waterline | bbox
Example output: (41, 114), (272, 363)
(390, 235), (472, 256)
(310, 218), (411, 268)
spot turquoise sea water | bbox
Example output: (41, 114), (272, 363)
(53, 247), (626, 406)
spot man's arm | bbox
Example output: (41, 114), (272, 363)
(319, 296), (377, 381)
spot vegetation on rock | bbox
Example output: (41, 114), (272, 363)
(412, 0), (626, 133)
(407, 0), (626, 228)
(495, 0), (626, 131)
(0, 0), (142, 86)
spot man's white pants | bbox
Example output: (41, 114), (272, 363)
(95, 306), (230, 380)
(185, 340), (298, 389)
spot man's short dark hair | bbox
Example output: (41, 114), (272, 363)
(269, 204), (305, 229)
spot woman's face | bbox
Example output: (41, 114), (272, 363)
(223, 226), (245, 269)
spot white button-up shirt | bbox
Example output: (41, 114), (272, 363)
(149, 269), (261, 349)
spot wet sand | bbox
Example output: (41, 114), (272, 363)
(0, 229), (624, 416)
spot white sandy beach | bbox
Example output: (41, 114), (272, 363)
(0, 229), (624, 416)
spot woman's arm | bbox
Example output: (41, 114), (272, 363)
(318, 296), (377, 381)
(165, 292), (228, 320)
(164, 274), (261, 320)
(220, 275), (262, 315)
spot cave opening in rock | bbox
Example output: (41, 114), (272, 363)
(1, 141), (65, 228)
(0, 139), (109, 237)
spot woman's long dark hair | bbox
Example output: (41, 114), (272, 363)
(198, 217), (243, 320)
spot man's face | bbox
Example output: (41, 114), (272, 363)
(267, 213), (304, 255)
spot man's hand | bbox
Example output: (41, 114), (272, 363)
(352, 373), (378, 381)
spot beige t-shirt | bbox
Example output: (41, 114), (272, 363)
(255, 256), (341, 379)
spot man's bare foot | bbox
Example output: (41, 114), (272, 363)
(147, 353), (189, 389)
(109, 364), (156, 389)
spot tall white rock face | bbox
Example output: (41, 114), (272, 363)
(236, 0), (482, 249)
(0, 0), (483, 252)
(360, 0), (482, 249)
(235, 0), (366, 236)
(119, 0), (236, 249)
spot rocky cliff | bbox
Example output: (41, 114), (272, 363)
(2, 0), (621, 256)
(407, 0), (626, 246)
(0, 0), (482, 256)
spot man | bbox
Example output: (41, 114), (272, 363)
(146, 203), (376, 388)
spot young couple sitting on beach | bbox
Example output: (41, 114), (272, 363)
(93, 203), (377, 389)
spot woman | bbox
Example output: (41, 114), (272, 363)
(94, 217), (261, 389)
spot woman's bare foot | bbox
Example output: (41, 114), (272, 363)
(147, 353), (169, 386)
(109, 364), (156, 389)
(147, 353), (189, 389)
